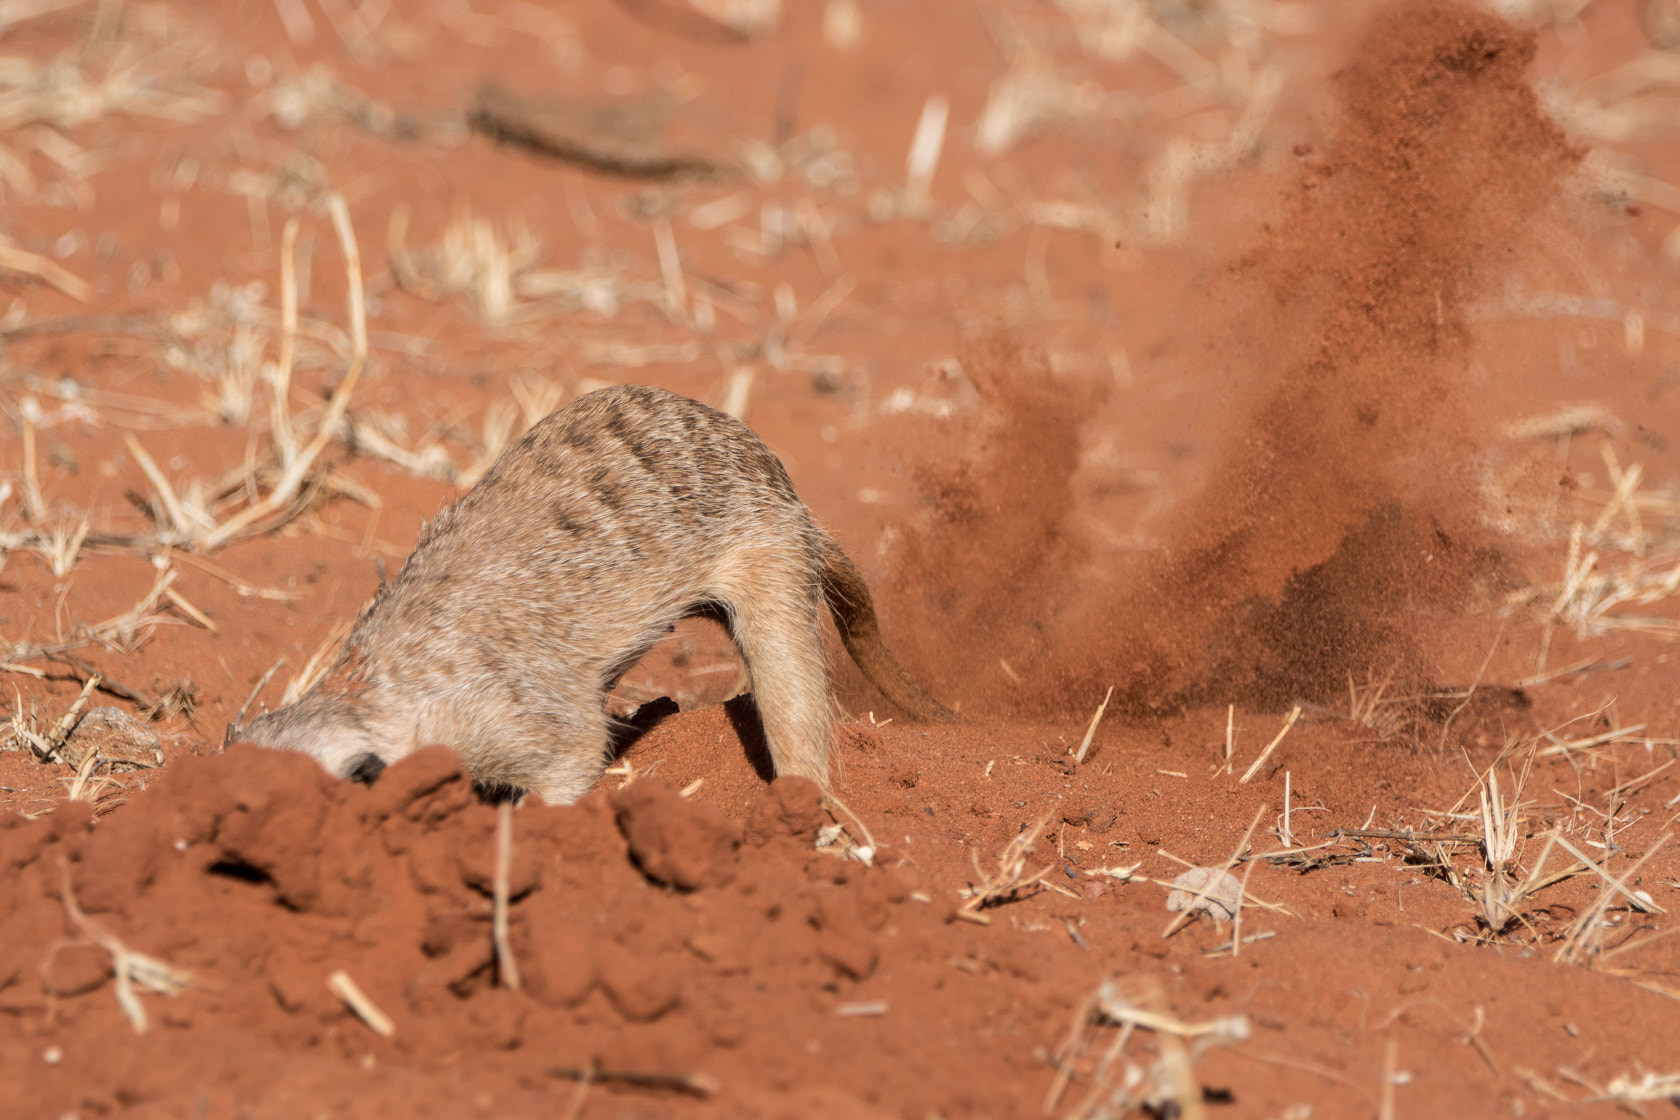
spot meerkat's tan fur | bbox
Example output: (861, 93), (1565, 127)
(241, 384), (952, 803)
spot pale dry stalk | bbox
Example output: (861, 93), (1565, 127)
(1163, 804), (1267, 939)
(959, 813), (1055, 921)
(1239, 707), (1299, 784)
(201, 193), (365, 550)
(493, 801), (521, 990)
(61, 868), (197, 1034)
(1074, 686), (1113, 765)
(327, 969), (395, 1037)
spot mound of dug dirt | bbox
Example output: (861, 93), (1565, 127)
(0, 743), (1066, 1118)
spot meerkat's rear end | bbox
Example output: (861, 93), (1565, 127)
(241, 384), (952, 803)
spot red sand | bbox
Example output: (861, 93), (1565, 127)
(7, 1), (1680, 1117)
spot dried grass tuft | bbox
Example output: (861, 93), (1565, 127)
(1050, 973), (1249, 1120)
(390, 202), (539, 327)
(957, 814), (1056, 922)
(0, 27), (225, 134)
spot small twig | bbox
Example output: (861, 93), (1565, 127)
(469, 87), (725, 180)
(1329, 828), (1481, 845)
(545, 1066), (720, 1096)
(43, 651), (151, 708)
(961, 814), (1055, 917)
(174, 552), (296, 601)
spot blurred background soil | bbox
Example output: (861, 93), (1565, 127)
(7, 0), (1680, 1116)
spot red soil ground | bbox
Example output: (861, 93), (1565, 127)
(7, 0), (1680, 1116)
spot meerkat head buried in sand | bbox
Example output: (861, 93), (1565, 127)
(238, 384), (954, 804)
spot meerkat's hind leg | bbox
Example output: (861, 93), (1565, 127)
(817, 535), (958, 723)
(715, 574), (834, 789)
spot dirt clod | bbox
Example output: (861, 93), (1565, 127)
(743, 775), (825, 846)
(615, 778), (742, 889)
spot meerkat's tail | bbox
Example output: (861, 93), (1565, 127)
(818, 536), (959, 723)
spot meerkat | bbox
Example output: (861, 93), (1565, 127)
(239, 384), (953, 803)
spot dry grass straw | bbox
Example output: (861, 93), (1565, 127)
(493, 801), (521, 991)
(87, 562), (180, 651)
(1344, 671), (1425, 742)
(1552, 832), (1670, 965)
(5, 217), (378, 565)
(1073, 686), (1113, 765)
(1378, 1038), (1398, 1120)
(1467, 758), (1540, 935)
(903, 94), (948, 212)
(1418, 732), (1673, 955)
(61, 867), (198, 1034)
(1538, 719), (1647, 759)
(1594, 1070), (1680, 1104)
(6, 672), (97, 762)
(0, 243), (91, 300)
(19, 402), (44, 518)
(957, 813), (1056, 923)
(1163, 804), (1268, 938)
(351, 411), (460, 483)
(327, 968), (395, 1037)
(1238, 706), (1299, 784)
(817, 792), (878, 867)
(38, 514), (90, 577)
(225, 659), (284, 746)
(1526, 447), (1680, 645)
(281, 618), (354, 707)
(272, 216), (301, 469)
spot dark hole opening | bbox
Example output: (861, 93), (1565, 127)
(207, 860), (271, 885)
